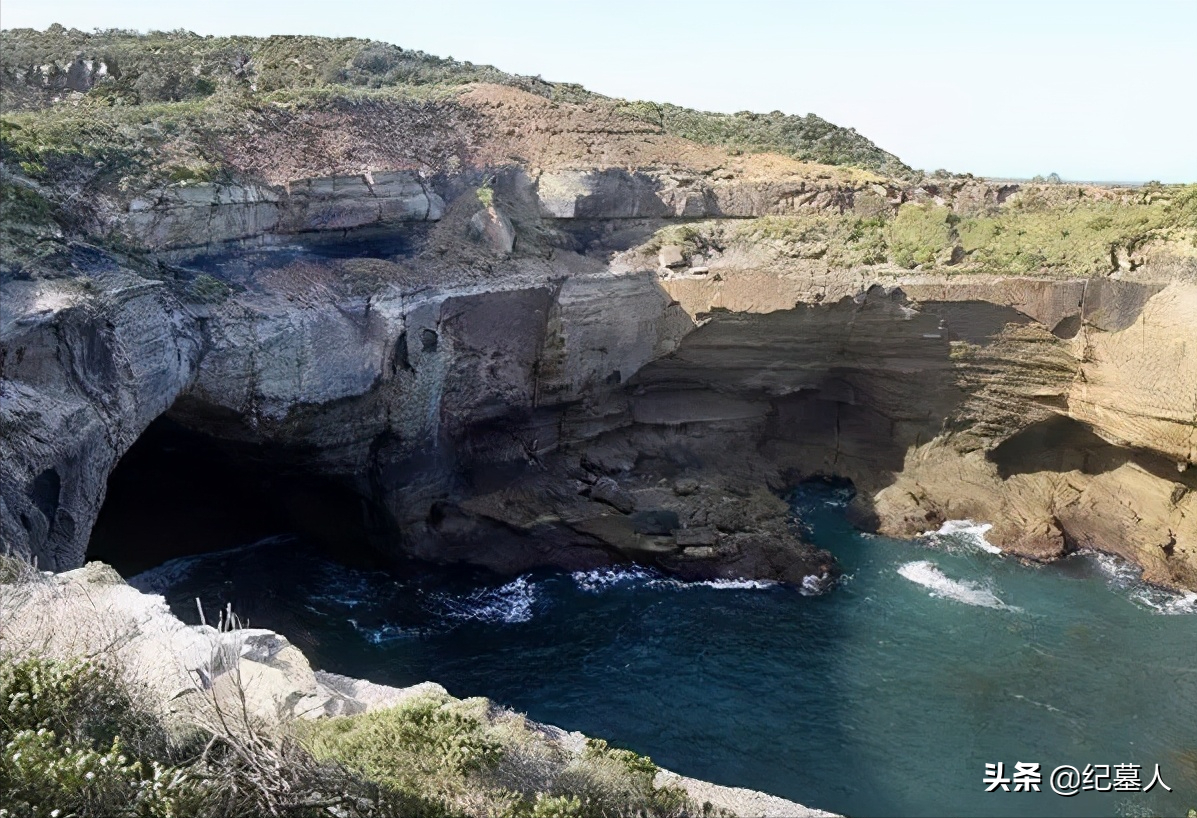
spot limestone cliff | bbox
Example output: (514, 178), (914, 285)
(1, 29), (1195, 596)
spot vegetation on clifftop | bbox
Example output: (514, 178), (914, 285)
(646, 183), (1197, 278)
(0, 26), (908, 176)
(0, 650), (703, 818)
(299, 695), (697, 818)
(1, 551), (710, 818)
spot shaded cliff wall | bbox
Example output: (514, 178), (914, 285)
(0, 245), (693, 571)
(628, 274), (1196, 587)
(2, 169), (1194, 590)
(0, 273), (201, 569)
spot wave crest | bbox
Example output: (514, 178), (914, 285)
(1087, 551), (1197, 615)
(897, 560), (1018, 610)
(570, 566), (781, 594)
(921, 520), (1003, 554)
(430, 576), (538, 624)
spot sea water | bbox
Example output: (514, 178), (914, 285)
(129, 483), (1197, 816)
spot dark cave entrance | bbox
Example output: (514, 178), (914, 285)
(87, 415), (387, 577)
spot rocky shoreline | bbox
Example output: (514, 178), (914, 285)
(3, 176), (1194, 588)
(2, 27), (1196, 818)
(0, 559), (835, 817)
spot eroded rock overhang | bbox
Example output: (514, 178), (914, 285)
(2, 168), (1195, 591)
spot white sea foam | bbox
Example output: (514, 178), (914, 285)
(347, 619), (420, 643)
(897, 560), (1018, 610)
(1136, 590), (1197, 615)
(432, 576), (538, 624)
(571, 566), (780, 593)
(1126, 580), (1197, 616)
(1087, 551), (1140, 585)
(571, 566), (660, 592)
(1083, 550), (1197, 615)
(921, 520), (1003, 554)
(799, 573), (832, 596)
(690, 578), (779, 590)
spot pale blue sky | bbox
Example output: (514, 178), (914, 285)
(3, 0), (1194, 182)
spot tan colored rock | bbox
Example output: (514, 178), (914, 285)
(1069, 282), (1197, 466)
(659, 244), (687, 268)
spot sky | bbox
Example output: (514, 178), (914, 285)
(2, 0), (1194, 182)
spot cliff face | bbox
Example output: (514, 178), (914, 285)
(871, 280), (1197, 588)
(3, 165), (1194, 591)
(2, 31), (1195, 591)
(647, 268), (1197, 588)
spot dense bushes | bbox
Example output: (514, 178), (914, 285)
(888, 203), (955, 268)
(0, 650), (707, 818)
(0, 656), (198, 817)
(618, 103), (910, 177)
(651, 182), (1197, 276)
(300, 693), (700, 818)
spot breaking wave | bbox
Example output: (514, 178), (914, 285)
(1087, 551), (1197, 615)
(570, 566), (782, 594)
(897, 560), (1018, 610)
(429, 576), (539, 624)
(920, 520), (1003, 554)
(570, 566), (661, 592)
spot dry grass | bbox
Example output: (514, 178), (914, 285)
(1, 557), (717, 817)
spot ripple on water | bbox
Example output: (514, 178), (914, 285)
(127, 535), (298, 594)
(134, 482), (1197, 818)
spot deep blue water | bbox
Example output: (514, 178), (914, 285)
(130, 483), (1197, 817)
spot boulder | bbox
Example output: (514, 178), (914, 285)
(468, 206), (516, 254)
(589, 477), (637, 513)
(658, 245), (687, 268)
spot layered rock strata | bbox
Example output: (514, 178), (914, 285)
(2, 165), (1195, 590)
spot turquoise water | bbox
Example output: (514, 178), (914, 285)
(130, 483), (1197, 816)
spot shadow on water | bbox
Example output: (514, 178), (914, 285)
(87, 416), (386, 577)
(100, 470), (1197, 817)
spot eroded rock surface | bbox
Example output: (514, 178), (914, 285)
(1, 97), (1195, 591)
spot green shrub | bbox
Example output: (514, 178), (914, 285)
(956, 195), (1176, 276)
(0, 177), (72, 279)
(0, 655), (196, 818)
(301, 694), (501, 811)
(889, 203), (954, 268)
(301, 696), (697, 818)
(614, 102), (910, 175)
(525, 793), (585, 817)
